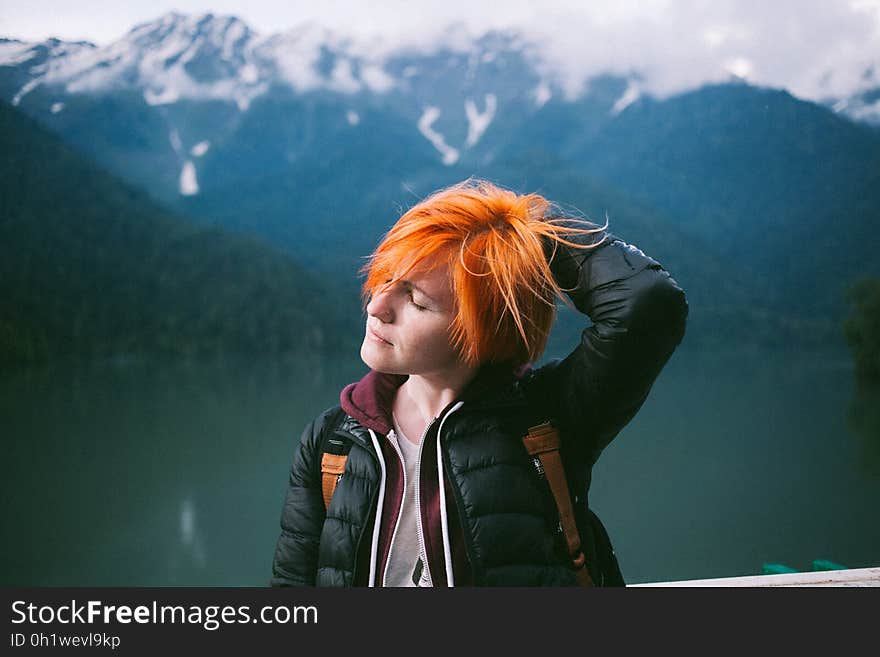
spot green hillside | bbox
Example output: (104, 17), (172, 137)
(0, 101), (359, 366)
(572, 83), (880, 317)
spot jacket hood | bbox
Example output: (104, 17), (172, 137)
(340, 362), (530, 436)
(340, 370), (406, 435)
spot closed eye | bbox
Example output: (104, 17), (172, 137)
(408, 290), (428, 311)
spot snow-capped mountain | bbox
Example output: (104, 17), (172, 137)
(0, 15), (463, 106)
(8, 10), (877, 185)
(3, 13), (267, 111)
(0, 13), (560, 106)
(0, 12), (632, 174)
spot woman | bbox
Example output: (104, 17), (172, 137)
(271, 178), (688, 587)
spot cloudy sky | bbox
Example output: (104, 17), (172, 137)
(2, 0), (879, 100)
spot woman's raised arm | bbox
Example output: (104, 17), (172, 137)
(527, 227), (689, 467)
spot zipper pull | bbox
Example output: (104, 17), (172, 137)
(411, 558), (424, 586)
(532, 456), (545, 478)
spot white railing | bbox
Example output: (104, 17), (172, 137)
(630, 567), (880, 587)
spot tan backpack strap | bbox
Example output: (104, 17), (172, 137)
(320, 453), (347, 511)
(523, 423), (594, 587)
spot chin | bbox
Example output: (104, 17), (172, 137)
(361, 342), (407, 375)
(359, 340), (374, 368)
(360, 340), (388, 372)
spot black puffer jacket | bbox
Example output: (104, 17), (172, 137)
(271, 230), (688, 586)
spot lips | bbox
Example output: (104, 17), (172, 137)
(368, 325), (393, 346)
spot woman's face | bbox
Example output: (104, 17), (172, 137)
(361, 253), (465, 378)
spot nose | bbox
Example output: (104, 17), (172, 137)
(366, 286), (394, 323)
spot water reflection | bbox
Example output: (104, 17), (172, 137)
(178, 496), (206, 571)
(847, 382), (880, 478)
(0, 354), (364, 586)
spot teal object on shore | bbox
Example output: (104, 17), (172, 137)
(760, 560), (848, 575)
(762, 563), (799, 575)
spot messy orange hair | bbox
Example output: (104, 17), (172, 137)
(361, 178), (608, 367)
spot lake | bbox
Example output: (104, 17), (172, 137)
(2, 338), (877, 585)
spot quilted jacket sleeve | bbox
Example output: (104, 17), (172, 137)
(270, 410), (331, 586)
(532, 226), (689, 467)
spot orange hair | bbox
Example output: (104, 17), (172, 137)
(361, 178), (608, 367)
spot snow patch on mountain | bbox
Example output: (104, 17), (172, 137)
(240, 63), (259, 84)
(0, 41), (37, 66)
(533, 81), (552, 108)
(171, 131), (206, 192)
(1, 38), (95, 67)
(611, 80), (641, 115)
(848, 97), (880, 123)
(261, 29), (325, 92)
(180, 161), (199, 195)
(145, 86), (179, 105)
(6, 39), (97, 105)
(464, 93), (496, 147)
(264, 23), (395, 95)
(169, 128), (183, 154)
(141, 67), (268, 109)
(329, 59), (360, 94)
(360, 64), (395, 93)
(418, 106), (459, 165)
(191, 141), (210, 157)
(12, 78), (40, 106)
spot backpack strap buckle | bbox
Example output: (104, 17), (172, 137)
(321, 452), (347, 511)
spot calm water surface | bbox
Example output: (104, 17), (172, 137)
(2, 342), (878, 585)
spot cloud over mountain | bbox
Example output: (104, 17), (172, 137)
(2, 1), (879, 105)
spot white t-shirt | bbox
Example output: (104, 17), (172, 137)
(383, 423), (432, 587)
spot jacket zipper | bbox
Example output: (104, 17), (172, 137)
(381, 427), (418, 587)
(412, 419), (435, 586)
(415, 402), (464, 587)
